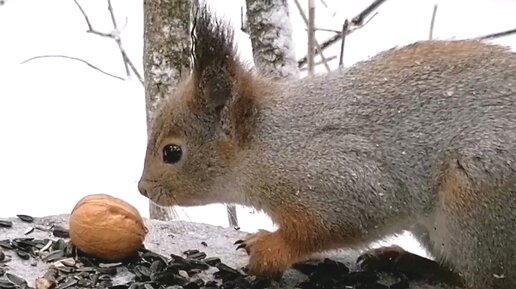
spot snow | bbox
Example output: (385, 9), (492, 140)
(1, 0), (516, 262)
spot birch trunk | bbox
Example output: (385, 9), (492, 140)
(245, 0), (299, 79)
(143, 0), (192, 220)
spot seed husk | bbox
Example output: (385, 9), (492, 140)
(23, 227), (34, 235)
(16, 215), (34, 223)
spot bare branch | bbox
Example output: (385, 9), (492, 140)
(307, 0), (316, 75)
(107, 0), (118, 29)
(293, 0), (331, 72)
(476, 28), (516, 40)
(339, 19), (349, 67)
(72, 0), (144, 85)
(351, 0), (387, 25)
(429, 4), (438, 40)
(21, 55), (125, 81)
(297, 0), (388, 68)
(300, 55), (337, 71)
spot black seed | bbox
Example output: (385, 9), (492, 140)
(150, 260), (165, 273)
(182, 250), (199, 256)
(43, 250), (64, 262)
(16, 250), (30, 260)
(0, 221), (12, 228)
(165, 286), (183, 289)
(186, 252), (206, 260)
(183, 278), (204, 289)
(150, 271), (179, 285)
(0, 250), (4, 262)
(200, 242), (207, 247)
(16, 215), (34, 223)
(135, 265), (152, 278)
(98, 267), (117, 275)
(0, 279), (15, 289)
(203, 257), (221, 266)
(185, 259), (209, 270)
(5, 273), (27, 286)
(215, 263), (241, 276)
(0, 241), (12, 250)
(52, 239), (67, 251)
(52, 226), (70, 238)
(55, 278), (77, 289)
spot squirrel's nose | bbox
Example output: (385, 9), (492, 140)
(138, 179), (149, 197)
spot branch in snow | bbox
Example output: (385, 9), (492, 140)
(297, 0), (387, 68)
(476, 28), (516, 40)
(292, 0), (331, 72)
(21, 55), (125, 81)
(429, 4), (438, 40)
(73, 0), (143, 85)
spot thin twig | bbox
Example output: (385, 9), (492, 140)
(311, 27), (341, 34)
(72, 0), (144, 85)
(293, 0), (331, 72)
(307, 0), (316, 75)
(299, 55), (337, 71)
(339, 20), (349, 67)
(21, 55), (125, 81)
(351, 0), (387, 25)
(297, 0), (388, 68)
(476, 28), (516, 40)
(429, 4), (438, 40)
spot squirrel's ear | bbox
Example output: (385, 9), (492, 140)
(190, 5), (241, 112)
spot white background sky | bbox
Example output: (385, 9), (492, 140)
(1, 0), (516, 257)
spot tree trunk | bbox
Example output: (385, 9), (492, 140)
(245, 0), (299, 79)
(143, 0), (192, 220)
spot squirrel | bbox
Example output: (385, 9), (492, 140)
(138, 4), (516, 289)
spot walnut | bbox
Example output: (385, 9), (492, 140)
(69, 194), (148, 261)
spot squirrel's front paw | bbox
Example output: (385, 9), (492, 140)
(235, 230), (296, 279)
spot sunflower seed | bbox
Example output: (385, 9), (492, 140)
(0, 250), (4, 262)
(0, 279), (15, 289)
(23, 227), (34, 235)
(16, 250), (30, 260)
(0, 241), (12, 250)
(203, 257), (221, 266)
(52, 226), (69, 239)
(16, 215), (34, 223)
(40, 240), (53, 253)
(42, 250), (64, 262)
(55, 278), (77, 289)
(0, 221), (12, 228)
(5, 273), (27, 286)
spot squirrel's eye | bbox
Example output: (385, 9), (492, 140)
(162, 144), (182, 164)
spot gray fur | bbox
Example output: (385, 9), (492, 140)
(139, 7), (516, 289)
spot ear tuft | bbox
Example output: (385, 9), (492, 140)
(190, 4), (240, 110)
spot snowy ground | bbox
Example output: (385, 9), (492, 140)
(1, 0), (516, 261)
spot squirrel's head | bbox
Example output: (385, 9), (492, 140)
(138, 5), (264, 207)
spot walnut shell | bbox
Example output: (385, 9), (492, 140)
(69, 194), (148, 261)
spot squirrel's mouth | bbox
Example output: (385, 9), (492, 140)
(138, 179), (206, 207)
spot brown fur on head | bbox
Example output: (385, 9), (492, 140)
(138, 4), (262, 207)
